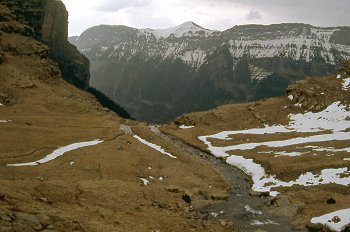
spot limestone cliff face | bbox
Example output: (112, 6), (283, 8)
(2, 0), (90, 89)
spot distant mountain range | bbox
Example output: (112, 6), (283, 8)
(69, 22), (350, 123)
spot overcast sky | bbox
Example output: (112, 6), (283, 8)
(61, 0), (350, 36)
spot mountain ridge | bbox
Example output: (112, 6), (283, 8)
(70, 22), (350, 123)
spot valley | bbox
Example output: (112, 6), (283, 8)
(1, 0), (350, 231)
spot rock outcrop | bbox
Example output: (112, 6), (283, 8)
(1, 0), (90, 89)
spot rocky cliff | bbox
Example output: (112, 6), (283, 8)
(1, 0), (90, 89)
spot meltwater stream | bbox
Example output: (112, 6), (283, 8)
(149, 125), (302, 232)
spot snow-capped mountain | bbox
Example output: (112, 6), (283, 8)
(139, 21), (218, 39)
(70, 22), (350, 123)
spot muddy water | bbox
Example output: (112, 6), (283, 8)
(148, 125), (307, 232)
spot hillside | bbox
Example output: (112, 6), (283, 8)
(161, 65), (350, 231)
(70, 22), (350, 123)
(0, 2), (238, 231)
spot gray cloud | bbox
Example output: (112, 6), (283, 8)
(96, 0), (151, 12)
(246, 9), (262, 20)
(200, 0), (350, 26)
(63, 0), (350, 36)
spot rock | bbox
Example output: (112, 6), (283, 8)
(271, 197), (290, 207)
(342, 224), (350, 232)
(0, 211), (12, 222)
(270, 204), (300, 218)
(249, 190), (270, 197)
(0, 50), (5, 64)
(332, 216), (341, 223)
(152, 202), (168, 209)
(210, 194), (229, 201)
(165, 186), (181, 193)
(198, 190), (210, 200)
(220, 220), (227, 226)
(14, 212), (43, 230)
(38, 197), (53, 205)
(2, 0), (90, 90)
(307, 222), (332, 232)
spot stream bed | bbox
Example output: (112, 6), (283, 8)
(149, 125), (306, 232)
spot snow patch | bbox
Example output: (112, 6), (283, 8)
(139, 178), (149, 186)
(0, 120), (8, 123)
(133, 135), (177, 159)
(342, 78), (350, 90)
(7, 140), (103, 167)
(251, 219), (279, 226)
(274, 151), (303, 157)
(310, 208), (350, 232)
(288, 95), (294, 101)
(179, 125), (195, 129)
(199, 102), (350, 196)
(245, 205), (262, 215)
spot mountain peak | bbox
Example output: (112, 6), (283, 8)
(140, 21), (217, 39)
(179, 21), (202, 28)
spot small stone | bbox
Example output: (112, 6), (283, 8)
(198, 190), (210, 200)
(38, 197), (53, 205)
(0, 211), (12, 222)
(332, 216), (341, 223)
(210, 194), (229, 201)
(165, 186), (180, 193)
(220, 220), (227, 226)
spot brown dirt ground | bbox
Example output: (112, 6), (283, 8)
(0, 31), (237, 231)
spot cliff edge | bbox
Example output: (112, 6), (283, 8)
(1, 0), (90, 89)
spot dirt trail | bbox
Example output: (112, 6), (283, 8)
(125, 124), (305, 232)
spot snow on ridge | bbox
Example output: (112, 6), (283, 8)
(249, 64), (273, 81)
(227, 29), (350, 63)
(179, 49), (207, 68)
(310, 208), (350, 232)
(198, 102), (350, 196)
(7, 140), (103, 167)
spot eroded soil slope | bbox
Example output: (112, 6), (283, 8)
(0, 4), (236, 232)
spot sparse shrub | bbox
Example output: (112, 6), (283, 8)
(0, 50), (4, 64)
(338, 60), (350, 76)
